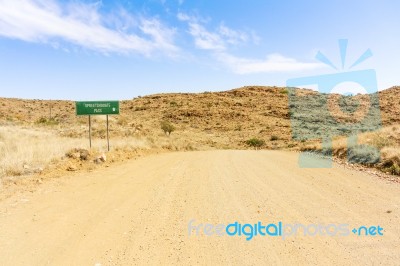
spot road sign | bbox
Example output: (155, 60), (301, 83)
(75, 101), (120, 151)
(76, 101), (119, 115)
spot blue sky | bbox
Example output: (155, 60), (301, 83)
(0, 0), (399, 100)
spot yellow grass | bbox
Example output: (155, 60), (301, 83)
(0, 125), (150, 179)
(301, 124), (400, 175)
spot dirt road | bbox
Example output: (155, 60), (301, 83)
(0, 150), (399, 265)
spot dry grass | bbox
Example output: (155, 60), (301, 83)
(0, 125), (150, 180)
(301, 124), (400, 175)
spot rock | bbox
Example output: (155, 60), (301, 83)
(66, 148), (90, 161)
(94, 153), (106, 164)
(66, 150), (80, 159)
(67, 165), (78, 171)
(35, 167), (44, 174)
(23, 164), (30, 169)
(79, 149), (90, 160)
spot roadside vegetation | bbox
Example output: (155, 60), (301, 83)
(245, 138), (265, 149)
(301, 125), (400, 175)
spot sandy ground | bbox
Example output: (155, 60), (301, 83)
(0, 150), (399, 265)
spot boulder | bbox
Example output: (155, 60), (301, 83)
(66, 148), (90, 161)
(94, 153), (107, 164)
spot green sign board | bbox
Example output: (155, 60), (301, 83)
(76, 101), (119, 115)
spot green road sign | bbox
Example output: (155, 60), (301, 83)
(76, 101), (119, 115)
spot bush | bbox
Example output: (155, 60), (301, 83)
(388, 163), (400, 175)
(270, 135), (279, 141)
(161, 121), (175, 135)
(246, 138), (265, 148)
(348, 145), (380, 164)
(36, 117), (59, 126)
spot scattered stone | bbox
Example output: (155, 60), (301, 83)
(67, 165), (78, 171)
(94, 153), (107, 164)
(79, 149), (90, 160)
(99, 153), (106, 162)
(66, 148), (90, 161)
(35, 167), (44, 174)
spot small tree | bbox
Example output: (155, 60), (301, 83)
(161, 121), (175, 136)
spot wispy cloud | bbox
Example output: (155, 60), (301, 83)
(177, 12), (255, 51)
(178, 12), (323, 74)
(187, 22), (225, 50)
(0, 0), (179, 56)
(216, 53), (324, 74)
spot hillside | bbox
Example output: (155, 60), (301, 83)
(1, 86), (400, 184)
(1, 86), (400, 149)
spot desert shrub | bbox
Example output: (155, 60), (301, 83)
(170, 101), (178, 107)
(348, 145), (380, 164)
(386, 163), (400, 175)
(246, 138), (265, 148)
(37, 117), (47, 124)
(287, 143), (296, 148)
(270, 135), (279, 141)
(161, 121), (175, 135)
(36, 117), (59, 126)
(134, 106), (147, 111)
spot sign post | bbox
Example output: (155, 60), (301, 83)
(106, 115), (109, 151)
(89, 115), (92, 148)
(76, 101), (119, 151)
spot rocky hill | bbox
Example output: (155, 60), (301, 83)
(1, 86), (400, 151)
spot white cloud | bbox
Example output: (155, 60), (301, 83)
(139, 18), (177, 52)
(177, 12), (190, 22)
(177, 12), (252, 51)
(217, 53), (324, 74)
(218, 23), (248, 45)
(0, 0), (179, 56)
(177, 13), (322, 74)
(188, 22), (225, 50)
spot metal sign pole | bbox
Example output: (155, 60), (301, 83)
(106, 115), (110, 151)
(89, 115), (92, 149)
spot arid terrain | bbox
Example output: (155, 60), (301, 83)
(1, 86), (400, 186)
(0, 86), (400, 265)
(0, 150), (399, 265)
